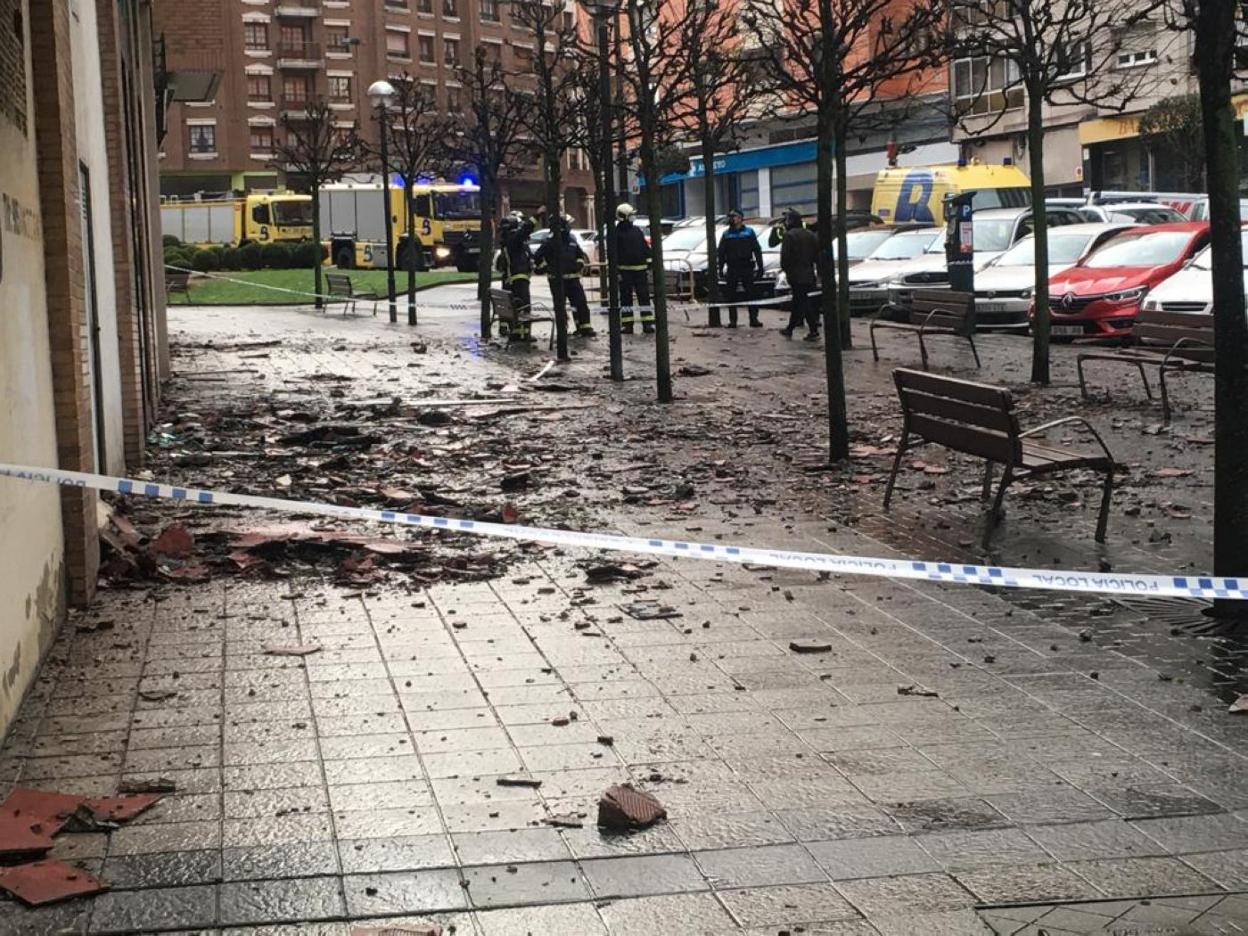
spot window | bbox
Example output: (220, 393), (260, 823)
(417, 0), (432, 12)
(1054, 40), (1089, 80)
(444, 37), (459, 65)
(418, 34), (434, 62)
(386, 28), (411, 59)
(325, 25), (350, 52)
(279, 24), (310, 56)
(244, 22), (269, 51)
(283, 76), (311, 104)
(443, 0), (458, 17)
(385, 0), (408, 7)
(563, 11), (574, 31)
(329, 75), (352, 102)
(247, 74), (272, 102)
(514, 45), (533, 71)
(481, 0), (499, 21)
(188, 124), (217, 154)
(770, 163), (816, 215)
(1116, 49), (1157, 68)
(952, 56), (1023, 116)
(446, 85), (461, 112)
(483, 40), (502, 64)
(249, 125), (274, 151)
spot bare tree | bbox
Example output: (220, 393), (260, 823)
(449, 48), (534, 341)
(619, 0), (698, 403)
(361, 75), (455, 326)
(1162, 0), (1248, 619)
(272, 100), (360, 309)
(1139, 93), (1205, 189)
(745, 0), (943, 461)
(949, 0), (1163, 384)
(508, 0), (592, 363)
(670, 0), (764, 324)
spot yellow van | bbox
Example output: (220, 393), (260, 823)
(871, 163), (1032, 225)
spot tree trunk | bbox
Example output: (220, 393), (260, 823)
(312, 185), (323, 311)
(477, 179), (496, 339)
(545, 151), (570, 362)
(1026, 89), (1051, 385)
(700, 133), (720, 323)
(834, 115), (851, 350)
(1195, 0), (1248, 615)
(640, 135), (672, 403)
(816, 3), (849, 463)
(405, 181), (417, 327)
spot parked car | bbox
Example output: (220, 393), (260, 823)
(884, 206), (1085, 314)
(971, 223), (1135, 329)
(527, 227), (600, 264)
(773, 226), (903, 299)
(1043, 222), (1211, 340)
(1140, 226), (1248, 317)
(846, 227), (945, 316)
(1076, 203), (1187, 225)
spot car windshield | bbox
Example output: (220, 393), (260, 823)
(836, 229), (895, 260)
(995, 231), (1092, 267)
(869, 230), (940, 260)
(663, 226), (710, 251)
(1082, 230), (1194, 268)
(272, 200), (313, 225)
(973, 219), (1018, 253)
(1109, 206), (1186, 224)
(433, 191), (480, 219)
(1189, 230), (1248, 269)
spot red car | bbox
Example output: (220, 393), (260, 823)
(1041, 222), (1210, 340)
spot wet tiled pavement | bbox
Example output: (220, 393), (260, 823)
(1, 293), (1246, 934)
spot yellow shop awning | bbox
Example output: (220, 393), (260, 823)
(1080, 94), (1248, 146)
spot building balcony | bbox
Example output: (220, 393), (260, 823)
(275, 2), (321, 17)
(276, 42), (324, 68)
(279, 96), (315, 117)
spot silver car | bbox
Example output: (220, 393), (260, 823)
(973, 223), (1135, 328)
(847, 228), (945, 316)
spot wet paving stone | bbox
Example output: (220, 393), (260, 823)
(451, 828), (572, 865)
(339, 834), (457, 874)
(955, 862), (1105, 904)
(0, 900), (92, 936)
(596, 892), (739, 935)
(463, 859), (591, 908)
(219, 875), (346, 926)
(101, 849), (223, 889)
(222, 840), (341, 881)
(1066, 856), (1223, 897)
(694, 843), (828, 889)
(343, 868), (468, 916)
(581, 853), (707, 898)
(718, 882), (860, 928)
(475, 901), (609, 935)
(807, 835), (942, 880)
(916, 827), (1051, 872)
(88, 884), (218, 933)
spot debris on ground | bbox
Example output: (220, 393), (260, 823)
(496, 776), (543, 788)
(1231, 694), (1248, 714)
(262, 642), (323, 657)
(621, 601), (681, 620)
(789, 640), (832, 654)
(897, 684), (940, 698)
(597, 784), (667, 830)
(583, 562), (649, 584)
(350, 927), (441, 936)
(0, 859), (109, 906)
(544, 813), (585, 828)
(118, 778), (177, 794)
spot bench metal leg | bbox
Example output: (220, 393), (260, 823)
(966, 333), (981, 368)
(1159, 363), (1174, 425)
(882, 429), (909, 510)
(869, 323), (881, 362)
(1135, 361), (1153, 400)
(1076, 356), (1091, 401)
(917, 332), (930, 371)
(983, 464), (1013, 548)
(1095, 466), (1114, 544)
(982, 461), (994, 500)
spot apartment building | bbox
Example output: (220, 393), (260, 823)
(1, 0), (168, 734)
(153, 0), (594, 221)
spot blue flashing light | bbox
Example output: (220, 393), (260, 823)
(459, 175), (477, 187)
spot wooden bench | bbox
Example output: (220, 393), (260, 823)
(1076, 309), (1215, 424)
(870, 289), (980, 371)
(884, 368), (1116, 546)
(325, 272), (380, 317)
(489, 287), (555, 349)
(165, 272), (191, 302)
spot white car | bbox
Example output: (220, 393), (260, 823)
(1141, 229), (1248, 316)
(1077, 203), (1187, 225)
(528, 228), (600, 264)
(972, 223), (1136, 328)
(773, 227), (901, 295)
(847, 227), (945, 316)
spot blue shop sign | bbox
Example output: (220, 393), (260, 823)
(655, 139), (821, 186)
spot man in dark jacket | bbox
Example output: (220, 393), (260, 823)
(716, 209), (764, 328)
(778, 208), (820, 341)
(615, 203), (653, 334)
(496, 212), (536, 342)
(535, 216), (596, 338)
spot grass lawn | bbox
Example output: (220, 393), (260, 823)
(167, 268), (478, 305)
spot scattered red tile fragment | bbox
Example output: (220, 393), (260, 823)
(597, 784), (666, 830)
(0, 859), (108, 906)
(0, 788), (86, 838)
(0, 813), (55, 858)
(150, 523), (194, 558)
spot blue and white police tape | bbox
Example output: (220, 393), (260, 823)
(1, 462), (1241, 601)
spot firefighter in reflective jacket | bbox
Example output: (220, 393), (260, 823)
(535, 215), (596, 338)
(615, 203), (653, 334)
(496, 212), (536, 342)
(716, 208), (764, 328)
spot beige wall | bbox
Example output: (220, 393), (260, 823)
(0, 0), (66, 732)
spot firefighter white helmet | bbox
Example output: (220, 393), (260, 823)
(616, 203), (637, 220)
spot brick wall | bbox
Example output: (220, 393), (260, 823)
(29, 0), (98, 606)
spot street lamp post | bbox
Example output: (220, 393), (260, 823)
(368, 79), (399, 324)
(583, 0), (623, 382)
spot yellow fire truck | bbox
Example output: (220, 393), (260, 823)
(159, 192), (314, 246)
(319, 181), (482, 272)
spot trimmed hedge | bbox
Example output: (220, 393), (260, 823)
(165, 239), (322, 272)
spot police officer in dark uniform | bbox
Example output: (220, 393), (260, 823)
(535, 215), (596, 338)
(615, 203), (653, 335)
(496, 211), (536, 342)
(716, 208), (764, 328)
